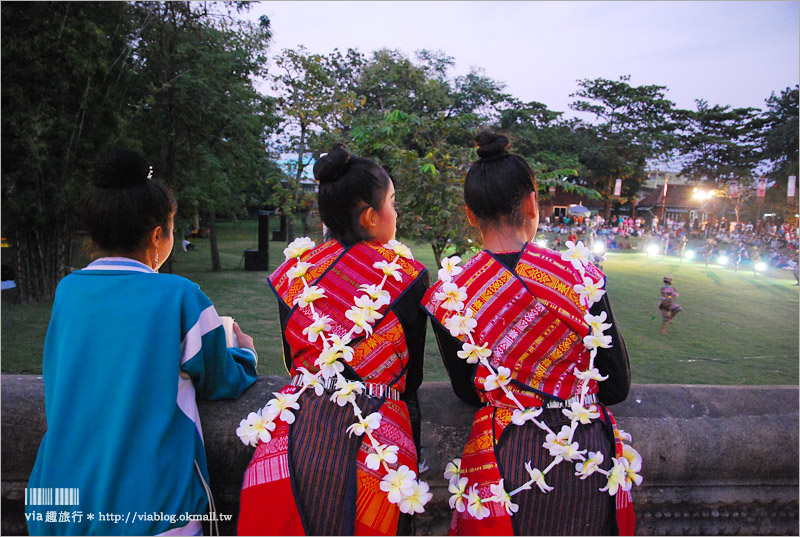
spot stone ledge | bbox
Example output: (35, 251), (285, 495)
(2, 375), (798, 535)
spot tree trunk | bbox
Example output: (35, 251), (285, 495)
(207, 209), (222, 271)
(13, 223), (72, 303)
(287, 211), (296, 244)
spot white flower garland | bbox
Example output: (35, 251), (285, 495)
(236, 238), (432, 514)
(440, 241), (642, 519)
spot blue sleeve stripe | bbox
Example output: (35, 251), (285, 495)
(181, 305), (222, 365)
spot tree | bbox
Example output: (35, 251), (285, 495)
(569, 75), (681, 218)
(759, 85), (799, 219)
(270, 46), (364, 242)
(2, 1), (138, 301)
(123, 2), (275, 270)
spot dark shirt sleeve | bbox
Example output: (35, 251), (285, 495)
(591, 293), (631, 406)
(277, 300), (293, 375)
(430, 318), (483, 407)
(393, 270), (431, 450)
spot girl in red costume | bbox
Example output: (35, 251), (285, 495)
(423, 131), (641, 535)
(237, 144), (430, 536)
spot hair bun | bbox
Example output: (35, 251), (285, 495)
(475, 130), (510, 160)
(92, 149), (149, 188)
(314, 143), (352, 184)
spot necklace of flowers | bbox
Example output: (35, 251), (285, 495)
(438, 241), (642, 519)
(236, 237), (432, 515)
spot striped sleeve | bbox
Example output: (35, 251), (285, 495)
(179, 285), (258, 400)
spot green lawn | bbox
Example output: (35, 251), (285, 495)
(2, 219), (798, 385)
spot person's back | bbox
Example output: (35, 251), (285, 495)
(26, 150), (258, 535)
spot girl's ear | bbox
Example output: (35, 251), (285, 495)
(465, 206), (479, 228)
(359, 207), (377, 233)
(149, 225), (163, 248)
(522, 191), (538, 221)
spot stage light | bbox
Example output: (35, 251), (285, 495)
(592, 242), (606, 254)
(684, 250), (696, 260)
(718, 255), (728, 265)
(755, 262), (767, 272)
(646, 244), (659, 257)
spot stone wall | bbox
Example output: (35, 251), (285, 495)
(2, 375), (797, 535)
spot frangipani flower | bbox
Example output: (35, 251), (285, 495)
(466, 486), (490, 520)
(584, 310), (613, 335)
(385, 239), (414, 260)
(294, 285), (327, 309)
(561, 240), (590, 271)
(444, 458), (462, 482)
(561, 439), (587, 462)
(286, 261), (313, 283)
(435, 281), (468, 312)
(600, 457), (626, 496)
(379, 465), (416, 504)
(444, 309), (477, 337)
(296, 366), (324, 396)
(359, 284), (391, 307)
(438, 256), (463, 282)
(525, 462), (554, 493)
(574, 367), (609, 383)
(399, 480), (432, 514)
(575, 451), (604, 480)
(448, 476), (469, 512)
(484, 366), (512, 391)
(302, 314), (332, 343)
(354, 294), (384, 323)
(345, 305), (374, 336)
(574, 276), (606, 308)
(330, 379), (364, 407)
(621, 445), (643, 489)
(457, 342), (491, 364)
(618, 429), (633, 442)
(543, 425), (573, 457)
(489, 480), (519, 515)
(315, 347), (345, 379)
(283, 237), (315, 260)
(327, 333), (354, 362)
(346, 411), (382, 437)
(365, 444), (399, 471)
(511, 406), (543, 426)
(583, 332), (613, 351)
(373, 260), (403, 282)
(563, 401), (601, 425)
(236, 408), (277, 447)
(265, 392), (300, 424)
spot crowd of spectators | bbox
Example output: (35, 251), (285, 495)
(539, 214), (798, 274)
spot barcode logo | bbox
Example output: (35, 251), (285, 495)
(25, 488), (80, 506)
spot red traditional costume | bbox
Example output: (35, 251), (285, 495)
(423, 243), (637, 536)
(238, 239), (429, 536)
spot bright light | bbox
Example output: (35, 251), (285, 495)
(692, 187), (713, 200)
(646, 244), (660, 257)
(718, 255), (729, 265)
(755, 262), (767, 272)
(683, 250), (695, 260)
(536, 239), (548, 248)
(592, 242), (606, 254)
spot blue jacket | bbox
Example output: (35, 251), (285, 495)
(26, 258), (258, 535)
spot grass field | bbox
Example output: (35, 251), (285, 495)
(2, 218), (798, 385)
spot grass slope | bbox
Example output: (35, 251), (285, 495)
(2, 220), (797, 385)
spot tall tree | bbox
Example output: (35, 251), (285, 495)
(759, 85), (799, 218)
(569, 75), (680, 217)
(124, 2), (275, 270)
(2, 1), (138, 301)
(270, 46), (364, 242)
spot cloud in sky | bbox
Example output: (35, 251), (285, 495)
(247, 1), (798, 116)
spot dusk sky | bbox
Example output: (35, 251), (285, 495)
(247, 1), (799, 118)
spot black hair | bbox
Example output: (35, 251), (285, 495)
(464, 130), (537, 227)
(86, 149), (176, 253)
(314, 143), (392, 246)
